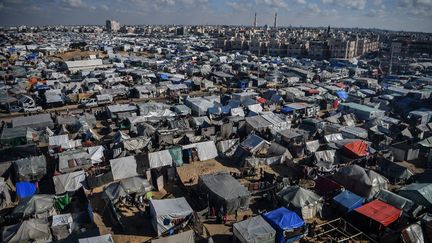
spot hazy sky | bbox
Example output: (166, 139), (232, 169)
(0, 0), (431, 32)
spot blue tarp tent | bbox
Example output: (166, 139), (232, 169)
(281, 106), (294, 114)
(333, 190), (364, 213)
(263, 207), (305, 243)
(16, 181), (37, 199)
(159, 73), (169, 80)
(336, 91), (348, 101)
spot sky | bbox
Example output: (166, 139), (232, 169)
(0, 0), (431, 33)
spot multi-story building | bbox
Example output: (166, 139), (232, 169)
(329, 38), (357, 59)
(106, 20), (120, 32)
(309, 41), (329, 59)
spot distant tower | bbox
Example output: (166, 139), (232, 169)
(254, 12), (257, 28)
(274, 12), (277, 29)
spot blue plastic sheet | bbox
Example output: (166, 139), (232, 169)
(333, 190), (364, 212)
(263, 207), (305, 243)
(16, 181), (37, 199)
(336, 90), (348, 101)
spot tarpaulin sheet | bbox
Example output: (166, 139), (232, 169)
(263, 207), (304, 243)
(333, 190), (364, 212)
(53, 170), (86, 194)
(195, 141), (218, 161)
(58, 150), (91, 173)
(336, 90), (348, 100)
(87, 146), (104, 164)
(49, 134), (69, 147)
(110, 156), (139, 181)
(324, 133), (343, 143)
(13, 194), (55, 217)
(103, 176), (152, 204)
(151, 230), (194, 243)
(277, 186), (322, 209)
(199, 172), (250, 214)
(16, 181), (36, 199)
(148, 150), (173, 169)
(6, 218), (52, 243)
(13, 155), (47, 181)
(343, 140), (369, 157)
(123, 137), (151, 151)
(398, 183), (432, 208)
(314, 176), (342, 194)
(78, 234), (114, 243)
(355, 199), (401, 226)
(306, 140), (320, 153)
(149, 197), (193, 236)
(233, 215), (276, 243)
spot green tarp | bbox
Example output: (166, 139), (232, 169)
(55, 194), (70, 210)
(169, 147), (183, 167)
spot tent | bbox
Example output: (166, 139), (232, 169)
(263, 207), (305, 243)
(331, 165), (388, 199)
(375, 189), (422, 217)
(3, 218), (52, 243)
(355, 199), (401, 227)
(110, 156), (139, 181)
(233, 215), (276, 243)
(148, 150), (173, 169)
(103, 176), (152, 204)
(377, 159), (413, 183)
(12, 194), (55, 218)
(398, 183), (432, 208)
(343, 140), (368, 158)
(151, 230), (194, 243)
(78, 234), (114, 243)
(16, 181), (36, 199)
(182, 141), (218, 161)
(277, 186), (322, 219)
(199, 172), (251, 214)
(58, 150), (91, 173)
(314, 150), (338, 172)
(87, 146), (105, 164)
(333, 190), (365, 213)
(13, 155), (47, 181)
(149, 197), (193, 236)
(168, 147), (183, 167)
(336, 90), (348, 101)
(53, 170), (86, 194)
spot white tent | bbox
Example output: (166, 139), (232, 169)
(53, 170), (86, 194)
(233, 215), (276, 243)
(87, 146), (104, 164)
(78, 234), (114, 243)
(182, 141), (218, 161)
(148, 150), (173, 169)
(4, 219), (52, 243)
(110, 156), (139, 181)
(150, 197), (193, 236)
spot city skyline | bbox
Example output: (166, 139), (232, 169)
(0, 0), (431, 33)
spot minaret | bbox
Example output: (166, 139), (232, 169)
(274, 12), (277, 29)
(253, 12), (257, 28)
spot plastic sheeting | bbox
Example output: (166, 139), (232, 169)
(58, 150), (91, 173)
(375, 189), (420, 217)
(110, 156), (139, 181)
(4, 218), (52, 243)
(401, 223), (425, 243)
(333, 190), (365, 213)
(398, 183), (432, 208)
(16, 181), (36, 199)
(151, 230), (194, 243)
(306, 140), (320, 153)
(123, 137), (151, 151)
(13, 155), (47, 181)
(277, 186), (322, 209)
(355, 199), (401, 227)
(0, 178), (11, 209)
(168, 147), (183, 167)
(53, 170), (86, 194)
(233, 215), (276, 243)
(87, 146), (104, 164)
(217, 139), (239, 157)
(195, 141), (218, 161)
(149, 197), (193, 236)
(324, 133), (343, 143)
(12, 194), (55, 217)
(49, 134), (69, 147)
(199, 172), (251, 214)
(263, 207), (305, 243)
(148, 150), (173, 169)
(343, 140), (369, 157)
(103, 176), (152, 204)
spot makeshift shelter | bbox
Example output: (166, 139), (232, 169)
(87, 146), (105, 164)
(12, 114), (54, 129)
(314, 176), (343, 196)
(148, 150), (173, 169)
(12, 194), (55, 218)
(343, 140), (369, 158)
(103, 176), (152, 204)
(263, 207), (306, 243)
(58, 149), (91, 173)
(53, 170), (86, 194)
(109, 156), (140, 181)
(377, 159), (414, 183)
(182, 141), (218, 161)
(0, 127), (29, 146)
(78, 234), (114, 243)
(398, 183), (432, 208)
(149, 197), (194, 236)
(233, 215), (276, 243)
(199, 172), (250, 214)
(314, 150), (338, 172)
(375, 189), (422, 218)
(2, 218), (52, 243)
(331, 165), (388, 199)
(13, 155), (47, 181)
(355, 199), (402, 227)
(277, 186), (322, 220)
(333, 190), (365, 213)
(151, 230), (194, 243)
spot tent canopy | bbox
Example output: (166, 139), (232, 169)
(103, 176), (152, 204)
(16, 181), (37, 199)
(398, 183), (432, 208)
(12, 194), (55, 218)
(110, 156), (139, 181)
(343, 140), (368, 158)
(333, 190), (365, 212)
(355, 199), (401, 227)
(151, 230), (194, 243)
(53, 170), (86, 194)
(150, 197), (193, 236)
(263, 207), (305, 231)
(3, 219), (51, 243)
(277, 186), (321, 209)
(13, 155), (47, 181)
(233, 215), (276, 243)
